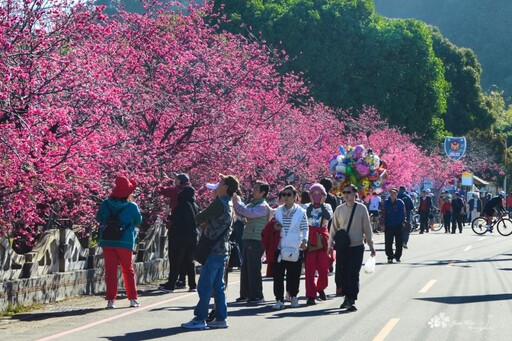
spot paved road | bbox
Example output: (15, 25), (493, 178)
(1, 226), (512, 340)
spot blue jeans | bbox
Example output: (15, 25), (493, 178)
(193, 254), (228, 321)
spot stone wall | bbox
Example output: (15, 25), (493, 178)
(0, 219), (169, 311)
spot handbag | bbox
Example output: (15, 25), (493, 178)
(276, 206), (303, 262)
(334, 203), (357, 254)
(193, 226), (230, 265)
(280, 247), (300, 262)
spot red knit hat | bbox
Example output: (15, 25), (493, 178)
(111, 176), (137, 198)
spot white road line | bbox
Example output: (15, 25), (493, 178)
(373, 318), (400, 341)
(479, 237), (486, 241)
(419, 279), (437, 293)
(464, 246), (472, 252)
(36, 280), (241, 341)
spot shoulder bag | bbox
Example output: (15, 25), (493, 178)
(334, 203), (357, 254)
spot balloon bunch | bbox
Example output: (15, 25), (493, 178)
(329, 145), (388, 197)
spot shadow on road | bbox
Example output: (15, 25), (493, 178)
(407, 256), (512, 268)
(416, 293), (512, 304)
(104, 326), (205, 340)
(149, 305), (194, 313)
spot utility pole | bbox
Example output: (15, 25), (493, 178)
(504, 138), (507, 194)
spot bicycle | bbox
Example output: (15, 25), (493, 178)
(429, 208), (443, 232)
(471, 212), (512, 236)
(410, 212), (420, 232)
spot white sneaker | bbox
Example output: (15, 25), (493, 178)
(181, 319), (207, 330)
(290, 297), (299, 308)
(106, 300), (115, 309)
(272, 300), (285, 310)
(129, 299), (140, 308)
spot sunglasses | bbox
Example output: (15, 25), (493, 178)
(342, 191), (353, 194)
(280, 192), (294, 197)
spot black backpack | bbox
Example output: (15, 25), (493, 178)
(102, 205), (127, 241)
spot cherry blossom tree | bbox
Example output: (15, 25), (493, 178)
(0, 0), (468, 252)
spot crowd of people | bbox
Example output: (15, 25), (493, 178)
(94, 173), (509, 330)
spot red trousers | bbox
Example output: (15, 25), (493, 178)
(103, 247), (138, 300)
(305, 249), (330, 298)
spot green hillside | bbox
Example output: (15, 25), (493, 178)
(374, 0), (512, 102)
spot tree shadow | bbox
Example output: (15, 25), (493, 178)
(416, 293), (512, 304)
(11, 308), (104, 321)
(406, 256), (512, 268)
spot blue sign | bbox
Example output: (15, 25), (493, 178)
(444, 137), (466, 161)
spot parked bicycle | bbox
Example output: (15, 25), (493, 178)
(471, 212), (512, 236)
(410, 209), (443, 232)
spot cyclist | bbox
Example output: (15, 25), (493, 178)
(483, 192), (507, 232)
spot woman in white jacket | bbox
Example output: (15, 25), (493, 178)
(271, 185), (309, 310)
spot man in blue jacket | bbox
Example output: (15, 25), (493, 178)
(380, 188), (406, 264)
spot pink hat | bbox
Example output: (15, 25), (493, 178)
(111, 176), (137, 198)
(309, 183), (327, 195)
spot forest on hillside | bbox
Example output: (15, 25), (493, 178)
(374, 0), (512, 103)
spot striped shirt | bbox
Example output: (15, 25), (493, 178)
(281, 214), (308, 246)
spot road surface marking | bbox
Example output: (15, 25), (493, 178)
(373, 318), (400, 341)
(419, 279), (437, 293)
(36, 280), (241, 341)
(464, 246), (472, 252)
(479, 237), (486, 241)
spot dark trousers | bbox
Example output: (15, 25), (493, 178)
(419, 212), (429, 233)
(233, 220), (245, 264)
(443, 212), (452, 232)
(240, 239), (264, 299)
(167, 235), (186, 283)
(452, 212), (463, 233)
(168, 236), (197, 290)
(337, 244), (364, 301)
(385, 225), (403, 261)
(273, 251), (303, 301)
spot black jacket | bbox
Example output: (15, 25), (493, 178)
(169, 186), (199, 239)
(325, 193), (340, 212)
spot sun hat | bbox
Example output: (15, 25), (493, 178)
(111, 176), (137, 198)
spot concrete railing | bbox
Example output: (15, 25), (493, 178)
(0, 219), (170, 311)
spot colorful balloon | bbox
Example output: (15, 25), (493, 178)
(329, 156), (338, 173)
(355, 162), (370, 177)
(335, 164), (346, 174)
(329, 144), (385, 192)
(353, 144), (365, 160)
(346, 165), (359, 187)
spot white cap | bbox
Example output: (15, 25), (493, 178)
(205, 182), (219, 190)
